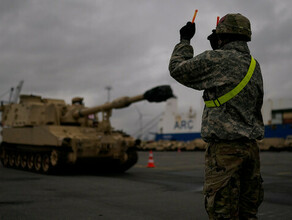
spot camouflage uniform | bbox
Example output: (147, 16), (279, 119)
(204, 141), (263, 219)
(169, 14), (264, 219)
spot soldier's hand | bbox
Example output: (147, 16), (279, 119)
(180, 22), (196, 41)
(207, 29), (219, 50)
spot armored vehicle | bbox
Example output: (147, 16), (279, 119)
(0, 85), (173, 173)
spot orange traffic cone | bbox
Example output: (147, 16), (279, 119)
(147, 150), (155, 168)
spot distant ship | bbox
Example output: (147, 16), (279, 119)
(155, 98), (292, 142)
(155, 98), (202, 141)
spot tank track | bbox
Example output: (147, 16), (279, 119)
(0, 142), (69, 174)
(72, 148), (138, 174)
(114, 148), (138, 173)
(0, 143), (138, 174)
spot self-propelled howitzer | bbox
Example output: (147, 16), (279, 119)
(0, 85), (173, 173)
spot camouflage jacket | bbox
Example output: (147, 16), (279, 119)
(169, 40), (264, 142)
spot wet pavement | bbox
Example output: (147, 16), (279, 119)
(0, 151), (291, 219)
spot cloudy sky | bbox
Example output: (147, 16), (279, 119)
(0, 0), (291, 138)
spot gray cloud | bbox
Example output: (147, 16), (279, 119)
(1, 0), (291, 136)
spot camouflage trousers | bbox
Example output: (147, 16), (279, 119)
(204, 141), (264, 220)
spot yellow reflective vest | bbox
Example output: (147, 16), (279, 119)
(204, 56), (256, 108)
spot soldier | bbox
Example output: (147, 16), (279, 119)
(169, 14), (264, 219)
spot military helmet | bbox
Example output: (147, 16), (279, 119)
(216, 13), (251, 41)
(72, 97), (84, 105)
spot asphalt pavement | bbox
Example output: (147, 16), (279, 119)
(0, 151), (292, 219)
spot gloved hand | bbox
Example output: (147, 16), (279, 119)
(207, 29), (219, 50)
(180, 22), (196, 41)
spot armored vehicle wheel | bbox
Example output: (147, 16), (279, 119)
(27, 154), (34, 170)
(34, 154), (42, 172)
(115, 149), (138, 173)
(21, 154), (27, 169)
(42, 154), (50, 173)
(15, 154), (21, 168)
(3, 152), (9, 167)
(50, 150), (58, 166)
(9, 153), (15, 167)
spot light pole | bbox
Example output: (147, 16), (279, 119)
(105, 86), (112, 102)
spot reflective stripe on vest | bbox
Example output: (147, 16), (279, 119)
(204, 56), (256, 108)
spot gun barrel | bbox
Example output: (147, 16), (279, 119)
(72, 85), (174, 119)
(73, 94), (144, 118)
